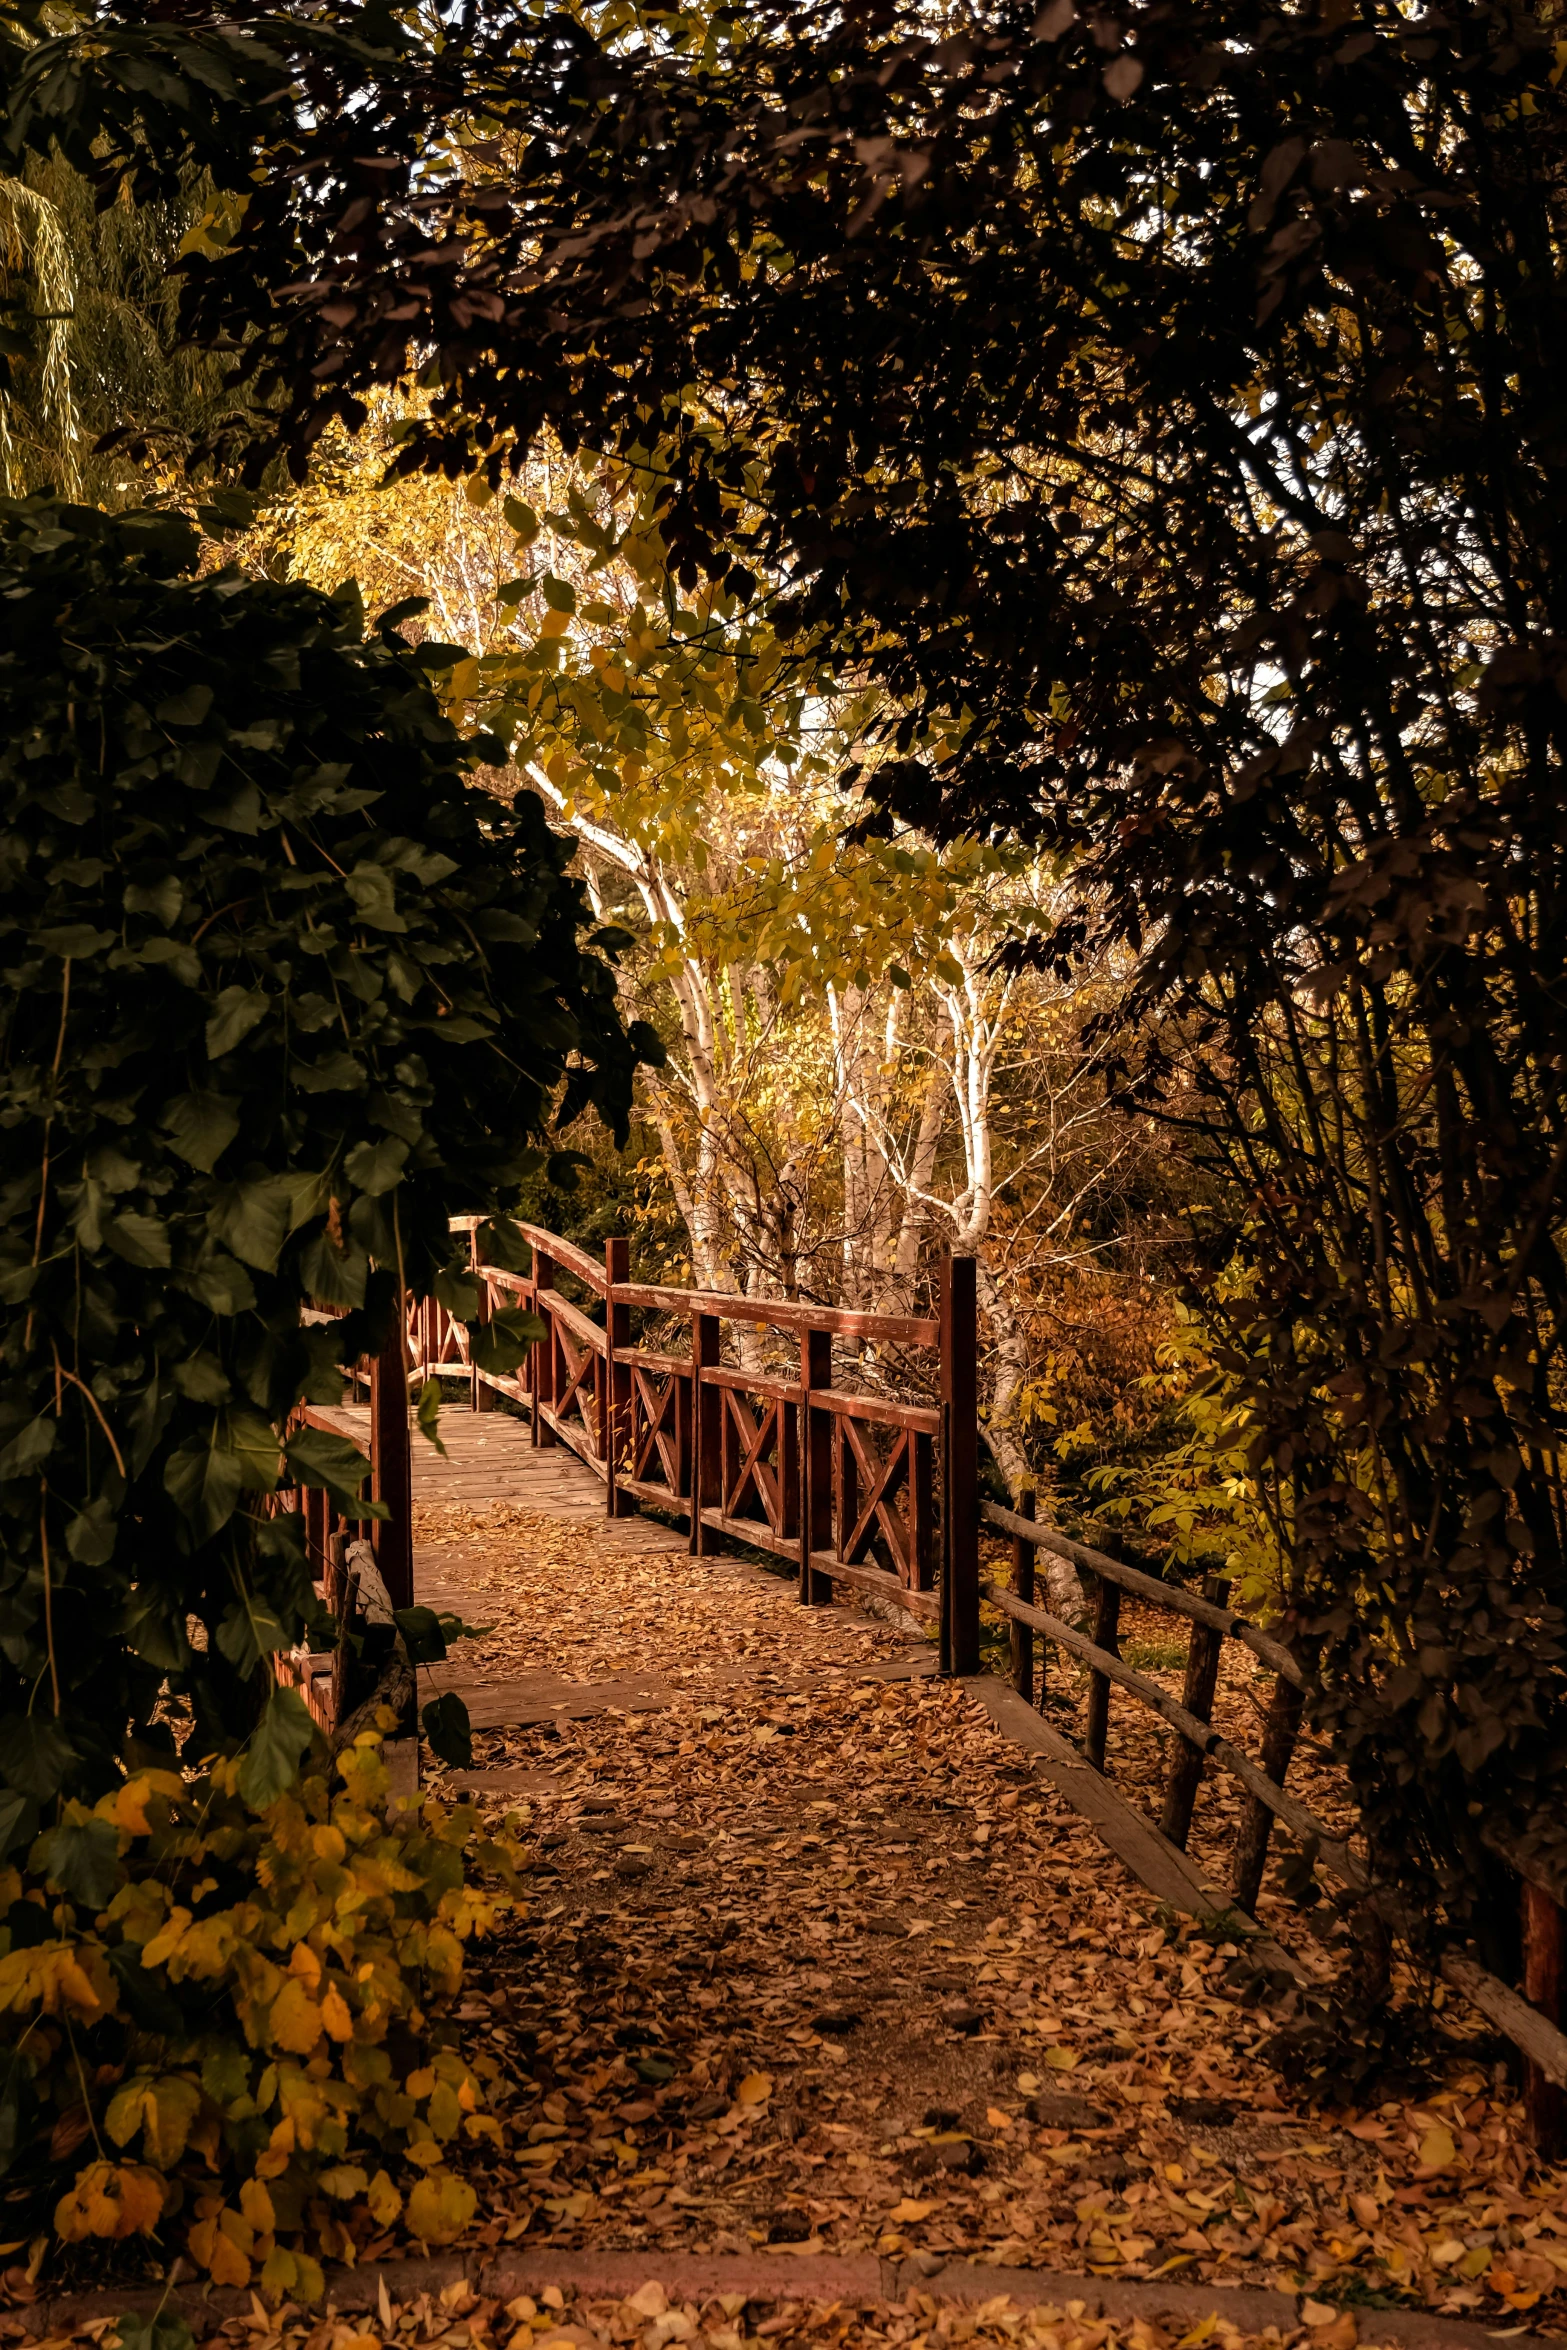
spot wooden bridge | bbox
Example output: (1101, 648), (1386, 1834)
(278, 1217), (1567, 2154)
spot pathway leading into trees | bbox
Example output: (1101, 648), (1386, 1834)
(390, 1404), (1564, 2336)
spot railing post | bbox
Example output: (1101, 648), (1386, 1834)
(1083, 1566), (1121, 1772)
(800, 1327), (833, 1605)
(1159, 1574), (1226, 1849)
(1231, 1667), (1305, 1913)
(605, 1236), (631, 1518)
(533, 1247), (557, 1447)
(691, 1310), (721, 1555)
(1522, 1882), (1566, 2155)
(1010, 1487), (1036, 1701)
(469, 1224), (492, 1414)
(939, 1252), (979, 1677)
(369, 1325), (414, 1614)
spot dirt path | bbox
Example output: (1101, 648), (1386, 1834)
(395, 1444), (1567, 2341)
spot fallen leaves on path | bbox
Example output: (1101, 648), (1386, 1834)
(400, 1495), (1567, 2334)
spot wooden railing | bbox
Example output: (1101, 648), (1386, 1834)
(978, 1497), (1567, 2146)
(439, 1219), (983, 1668)
(275, 1215), (1567, 2140)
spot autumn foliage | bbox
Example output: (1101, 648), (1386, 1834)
(0, 1724), (520, 2295)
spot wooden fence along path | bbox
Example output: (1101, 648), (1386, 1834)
(282, 1216), (1567, 2150)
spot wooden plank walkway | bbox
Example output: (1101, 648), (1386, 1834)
(319, 1402), (934, 1740)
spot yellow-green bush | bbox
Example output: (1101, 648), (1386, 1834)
(0, 1724), (523, 2299)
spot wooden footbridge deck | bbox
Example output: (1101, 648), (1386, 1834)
(276, 1222), (1567, 2143)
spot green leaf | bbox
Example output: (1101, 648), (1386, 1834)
(503, 495), (539, 543)
(297, 1226), (368, 1308)
(0, 1788), (39, 1861)
(162, 1090), (240, 1171)
(205, 984), (270, 1058)
(395, 1604), (448, 1665)
(0, 1415), (54, 1481)
(155, 682), (214, 726)
(433, 1266), (480, 1321)
(163, 1407), (281, 1541)
(469, 1305), (544, 1377)
(207, 1178), (289, 1272)
(104, 1209), (171, 1268)
(420, 1690), (472, 1769)
(122, 870), (183, 926)
(32, 924), (114, 958)
(237, 1687), (315, 1810)
(0, 1713), (74, 1801)
(283, 1424), (380, 1515)
(345, 862), (407, 933)
(415, 1376), (446, 1456)
(114, 2308), (198, 2350)
(180, 1248), (257, 1314)
(120, 1588), (192, 1673)
(65, 1495), (118, 1566)
(344, 1135), (409, 1197)
(543, 574), (577, 614)
(39, 1808), (121, 1909)
(215, 1592), (291, 1675)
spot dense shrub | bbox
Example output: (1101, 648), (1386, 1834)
(0, 492), (653, 1846)
(0, 1722), (522, 2293)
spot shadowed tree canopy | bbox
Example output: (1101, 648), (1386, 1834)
(7, 0), (1567, 2014)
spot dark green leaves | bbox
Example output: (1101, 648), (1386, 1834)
(420, 1690), (472, 1769)
(0, 1712), (74, 1802)
(415, 1375), (446, 1456)
(237, 1688), (316, 1811)
(394, 1604), (448, 1665)
(205, 984), (270, 1058)
(470, 1304), (544, 1377)
(0, 491), (651, 1829)
(215, 1589), (291, 1675)
(283, 1424), (379, 1516)
(162, 1090), (240, 1172)
(113, 2316), (197, 2350)
(38, 1807), (121, 1909)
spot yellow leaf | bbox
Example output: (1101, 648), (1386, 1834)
(888, 2199), (934, 2224)
(239, 2178), (275, 2233)
(55, 2161), (164, 2242)
(268, 1976), (324, 2055)
(108, 1771), (184, 1836)
(320, 1984), (353, 2041)
(367, 2168), (403, 2226)
(407, 2170), (477, 2246)
(192, 2212), (252, 2289)
(735, 2071), (773, 2105)
(287, 1942), (322, 1990)
(1417, 2125), (1456, 2172)
(1044, 2044), (1079, 2071)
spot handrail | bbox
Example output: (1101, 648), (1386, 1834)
(613, 1278), (938, 1347)
(981, 1499), (1303, 1687)
(537, 1286), (607, 1353)
(515, 1219), (606, 1292)
(980, 1576), (1363, 1886)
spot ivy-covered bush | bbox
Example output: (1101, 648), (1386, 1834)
(0, 491), (653, 1840)
(0, 1721), (523, 2292)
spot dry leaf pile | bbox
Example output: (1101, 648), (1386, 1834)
(401, 1502), (1567, 2334)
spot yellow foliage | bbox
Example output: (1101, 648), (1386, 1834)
(407, 2169), (477, 2245)
(0, 1726), (525, 2303)
(55, 2161), (164, 2241)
